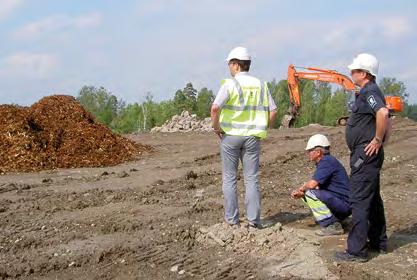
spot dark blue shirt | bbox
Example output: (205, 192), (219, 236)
(346, 81), (386, 150)
(312, 154), (350, 201)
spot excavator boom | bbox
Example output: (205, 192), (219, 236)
(282, 64), (403, 128)
(287, 64), (355, 108)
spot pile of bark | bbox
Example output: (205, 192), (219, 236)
(151, 111), (212, 133)
(0, 95), (150, 174)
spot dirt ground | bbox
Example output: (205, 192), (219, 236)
(1, 117), (416, 280)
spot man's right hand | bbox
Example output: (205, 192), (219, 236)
(291, 189), (304, 199)
(214, 129), (223, 139)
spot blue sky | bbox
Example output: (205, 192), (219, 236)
(0, 0), (416, 105)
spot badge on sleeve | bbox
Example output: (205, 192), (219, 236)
(367, 95), (377, 109)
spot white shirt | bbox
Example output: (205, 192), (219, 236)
(213, 72), (277, 111)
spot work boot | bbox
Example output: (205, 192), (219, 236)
(367, 242), (388, 254)
(341, 216), (352, 231)
(247, 221), (261, 230)
(315, 222), (344, 236)
(334, 251), (368, 263)
(368, 247), (388, 255)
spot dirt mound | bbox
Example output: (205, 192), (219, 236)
(392, 115), (417, 128)
(0, 95), (150, 173)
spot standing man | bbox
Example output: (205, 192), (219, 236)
(211, 47), (277, 228)
(335, 53), (392, 262)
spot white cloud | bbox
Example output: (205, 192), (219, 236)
(245, 14), (414, 61)
(243, 14), (415, 67)
(381, 16), (413, 39)
(136, 0), (257, 17)
(0, 52), (58, 79)
(322, 16), (414, 50)
(13, 12), (102, 40)
(136, 1), (167, 16)
(0, 0), (22, 20)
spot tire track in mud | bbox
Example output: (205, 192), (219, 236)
(0, 167), (227, 279)
(135, 244), (257, 279)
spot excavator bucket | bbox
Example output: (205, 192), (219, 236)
(336, 116), (349, 126)
(281, 113), (294, 128)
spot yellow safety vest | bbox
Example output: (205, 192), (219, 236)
(219, 77), (269, 139)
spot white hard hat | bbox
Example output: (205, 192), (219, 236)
(226, 47), (251, 62)
(305, 134), (330, 151)
(347, 53), (379, 77)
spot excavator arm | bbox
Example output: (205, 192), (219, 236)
(282, 64), (403, 128)
(287, 64), (355, 111)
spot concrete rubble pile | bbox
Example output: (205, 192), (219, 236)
(151, 111), (212, 133)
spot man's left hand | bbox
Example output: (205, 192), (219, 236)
(364, 137), (382, 156)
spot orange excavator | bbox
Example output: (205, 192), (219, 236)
(282, 64), (404, 128)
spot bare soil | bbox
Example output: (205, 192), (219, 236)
(1, 117), (416, 279)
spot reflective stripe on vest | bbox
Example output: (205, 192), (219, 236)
(219, 77), (269, 139)
(302, 190), (333, 221)
(220, 122), (268, 130)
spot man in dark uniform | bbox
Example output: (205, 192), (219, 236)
(335, 53), (392, 262)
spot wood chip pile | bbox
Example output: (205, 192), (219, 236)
(0, 95), (150, 173)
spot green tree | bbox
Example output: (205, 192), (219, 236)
(268, 79), (290, 128)
(183, 82), (197, 102)
(77, 86), (123, 126)
(323, 89), (348, 126)
(314, 82), (332, 124)
(111, 103), (142, 133)
(379, 77), (408, 102)
(294, 80), (315, 127)
(151, 100), (177, 127)
(141, 93), (156, 130)
(404, 104), (417, 121)
(172, 82), (197, 114)
(196, 87), (214, 118)
(173, 89), (187, 114)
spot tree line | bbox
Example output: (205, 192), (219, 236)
(76, 77), (417, 134)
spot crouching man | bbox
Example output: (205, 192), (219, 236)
(291, 134), (351, 236)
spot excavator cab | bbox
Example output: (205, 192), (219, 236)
(385, 95), (404, 113)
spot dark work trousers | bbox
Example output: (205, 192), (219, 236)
(304, 189), (351, 227)
(347, 145), (387, 257)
